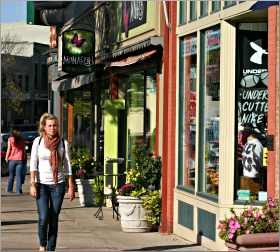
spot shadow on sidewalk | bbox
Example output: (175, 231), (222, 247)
(123, 244), (202, 251)
(1, 220), (37, 225)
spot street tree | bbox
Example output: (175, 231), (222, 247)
(1, 33), (26, 119)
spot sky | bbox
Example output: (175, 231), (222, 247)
(1, 0), (26, 23)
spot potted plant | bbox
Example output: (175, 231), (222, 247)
(71, 149), (97, 207)
(218, 198), (279, 251)
(117, 144), (161, 233)
(142, 189), (161, 231)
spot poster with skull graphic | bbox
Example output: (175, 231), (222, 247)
(242, 137), (263, 178)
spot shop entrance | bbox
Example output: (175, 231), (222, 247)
(103, 99), (126, 189)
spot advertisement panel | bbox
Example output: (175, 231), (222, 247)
(62, 29), (95, 74)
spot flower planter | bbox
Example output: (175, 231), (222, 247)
(225, 233), (279, 251)
(117, 195), (152, 232)
(75, 179), (96, 207)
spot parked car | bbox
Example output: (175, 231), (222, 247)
(21, 131), (39, 153)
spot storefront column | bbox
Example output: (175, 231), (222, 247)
(267, 5), (278, 198)
(160, 1), (176, 234)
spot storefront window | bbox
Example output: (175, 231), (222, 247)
(212, 1), (221, 12)
(145, 75), (157, 155)
(235, 23), (268, 202)
(189, 0), (197, 21)
(126, 71), (157, 170)
(224, 1), (237, 8)
(199, 27), (220, 197)
(200, 1), (208, 17)
(67, 87), (92, 152)
(179, 34), (197, 190)
(179, 1), (187, 25)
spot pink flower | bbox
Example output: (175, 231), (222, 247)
(229, 219), (240, 230)
(230, 228), (236, 234)
(235, 222), (240, 229)
(228, 233), (234, 240)
(229, 219), (236, 228)
(247, 207), (253, 216)
(245, 230), (250, 234)
(255, 211), (262, 220)
(268, 198), (276, 208)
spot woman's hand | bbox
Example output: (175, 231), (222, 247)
(68, 186), (75, 201)
(30, 184), (37, 198)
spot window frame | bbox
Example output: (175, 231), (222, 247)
(178, 34), (198, 192)
(211, 0), (221, 13)
(198, 25), (221, 201)
(189, 0), (197, 22)
(200, 0), (208, 18)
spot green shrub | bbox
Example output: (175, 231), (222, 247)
(142, 190), (161, 225)
(70, 148), (96, 179)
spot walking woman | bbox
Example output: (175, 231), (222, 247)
(6, 127), (26, 194)
(30, 113), (75, 251)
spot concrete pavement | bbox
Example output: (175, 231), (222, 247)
(1, 176), (208, 251)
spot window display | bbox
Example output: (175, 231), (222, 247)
(199, 27), (220, 196)
(65, 87), (92, 152)
(181, 34), (197, 189)
(235, 24), (268, 202)
(126, 71), (157, 170)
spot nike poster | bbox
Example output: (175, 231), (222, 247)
(237, 30), (268, 139)
(62, 30), (95, 74)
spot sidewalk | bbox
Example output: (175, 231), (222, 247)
(1, 176), (208, 252)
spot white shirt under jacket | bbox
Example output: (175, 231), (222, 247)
(30, 136), (72, 184)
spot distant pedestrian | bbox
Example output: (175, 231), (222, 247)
(5, 127), (26, 194)
(30, 113), (75, 251)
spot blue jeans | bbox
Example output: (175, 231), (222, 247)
(21, 160), (27, 184)
(7, 160), (24, 194)
(36, 182), (66, 251)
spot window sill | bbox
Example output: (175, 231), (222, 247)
(176, 185), (195, 194)
(234, 200), (265, 206)
(199, 14), (208, 19)
(196, 191), (218, 203)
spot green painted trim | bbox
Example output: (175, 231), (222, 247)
(196, 192), (218, 203)
(26, 1), (35, 24)
(178, 200), (194, 230)
(176, 185), (195, 194)
(179, 1), (186, 25)
(211, 1), (221, 13)
(198, 31), (205, 192)
(178, 39), (185, 186)
(189, 0), (197, 22)
(197, 208), (216, 241)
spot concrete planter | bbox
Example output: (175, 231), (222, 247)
(117, 195), (152, 232)
(226, 232), (279, 251)
(75, 179), (95, 207)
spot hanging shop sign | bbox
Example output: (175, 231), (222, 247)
(62, 29), (95, 74)
(122, 1), (147, 37)
(237, 30), (268, 137)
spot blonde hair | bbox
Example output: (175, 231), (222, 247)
(39, 113), (59, 136)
